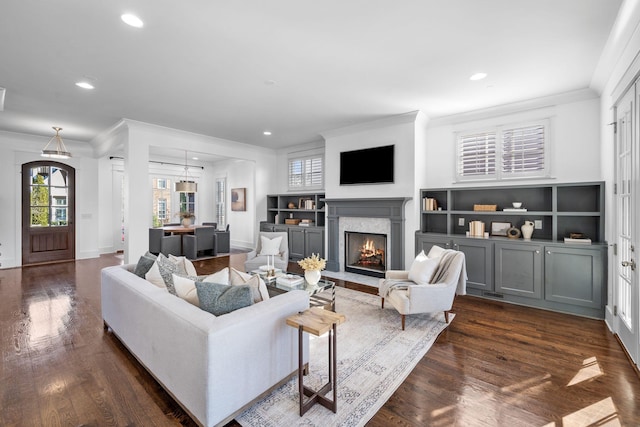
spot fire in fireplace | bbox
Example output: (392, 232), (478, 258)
(345, 231), (387, 278)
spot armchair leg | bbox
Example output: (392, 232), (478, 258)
(444, 310), (451, 323)
(381, 297), (384, 308)
(401, 314), (405, 331)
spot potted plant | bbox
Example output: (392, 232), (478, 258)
(177, 210), (196, 227)
(297, 253), (326, 285)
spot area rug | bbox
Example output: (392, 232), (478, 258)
(236, 286), (453, 427)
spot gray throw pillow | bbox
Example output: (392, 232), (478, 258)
(134, 251), (157, 278)
(195, 282), (253, 316)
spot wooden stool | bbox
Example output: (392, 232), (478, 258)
(286, 307), (346, 416)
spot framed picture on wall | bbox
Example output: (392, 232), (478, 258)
(231, 188), (246, 211)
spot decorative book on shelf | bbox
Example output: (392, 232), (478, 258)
(423, 197), (438, 211)
(276, 275), (305, 288)
(564, 233), (591, 244)
(503, 208), (527, 212)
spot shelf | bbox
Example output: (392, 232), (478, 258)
(266, 193), (326, 228)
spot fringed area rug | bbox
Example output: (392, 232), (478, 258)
(236, 286), (453, 427)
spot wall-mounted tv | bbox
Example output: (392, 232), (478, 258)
(340, 144), (395, 185)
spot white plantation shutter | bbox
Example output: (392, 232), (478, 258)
(502, 124), (545, 175)
(457, 120), (549, 181)
(289, 155), (323, 189)
(458, 131), (497, 178)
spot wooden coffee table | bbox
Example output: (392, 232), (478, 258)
(286, 307), (346, 416)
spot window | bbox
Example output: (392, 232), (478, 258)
(180, 192), (195, 215)
(157, 178), (167, 189)
(456, 120), (549, 181)
(29, 165), (69, 227)
(288, 155), (323, 190)
(157, 199), (167, 220)
(216, 178), (226, 228)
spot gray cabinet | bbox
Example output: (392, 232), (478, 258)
(288, 227), (324, 261)
(495, 242), (544, 299)
(544, 246), (605, 310)
(415, 233), (493, 292)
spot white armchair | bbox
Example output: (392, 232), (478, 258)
(244, 232), (289, 273)
(379, 247), (466, 330)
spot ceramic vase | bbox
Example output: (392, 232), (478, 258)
(304, 269), (321, 286)
(521, 221), (534, 240)
(182, 217), (192, 227)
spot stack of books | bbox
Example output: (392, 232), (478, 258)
(422, 197), (438, 211)
(299, 219), (314, 227)
(469, 220), (485, 237)
(503, 208), (527, 212)
(304, 199), (315, 209)
(276, 275), (305, 288)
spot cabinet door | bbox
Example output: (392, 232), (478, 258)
(304, 228), (324, 258)
(452, 238), (493, 292)
(415, 234), (452, 255)
(288, 228), (306, 260)
(495, 242), (543, 299)
(544, 246), (604, 309)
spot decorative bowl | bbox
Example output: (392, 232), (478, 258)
(512, 202), (523, 208)
(259, 265), (270, 272)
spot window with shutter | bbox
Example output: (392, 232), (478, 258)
(456, 120), (549, 181)
(289, 155), (323, 190)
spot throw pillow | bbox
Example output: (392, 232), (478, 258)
(427, 245), (446, 260)
(172, 268), (231, 306)
(196, 282), (253, 316)
(259, 236), (282, 256)
(168, 254), (198, 276)
(230, 268), (270, 303)
(145, 254), (186, 295)
(134, 251), (157, 278)
(408, 250), (439, 285)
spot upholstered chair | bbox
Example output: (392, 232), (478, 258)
(379, 246), (467, 330)
(244, 231), (289, 273)
(149, 228), (182, 257)
(202, 222), (217, 228)
(182, 227), (217, 260)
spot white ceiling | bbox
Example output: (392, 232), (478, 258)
(0, 1), (623, 151)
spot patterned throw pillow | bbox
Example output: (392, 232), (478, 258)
(145, 254), (186, 295)
(133, 251), (157, 278)
(195, 282), (253, 316)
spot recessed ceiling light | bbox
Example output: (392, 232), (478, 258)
(263, 131), (272, 136)
(470, 72), (487, 81)
(75, 81), (95, 90)
(192, 156), (199, 160)
(121, 13), (144, 28)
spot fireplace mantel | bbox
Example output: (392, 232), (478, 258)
(324, 198), (411, 272)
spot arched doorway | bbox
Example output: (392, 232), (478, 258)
(21, 161), (76, 265)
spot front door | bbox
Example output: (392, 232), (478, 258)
(614, 84), (639, 365)
(22, 161), (76, 265)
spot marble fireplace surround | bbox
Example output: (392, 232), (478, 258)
(324, 198), (411, 272)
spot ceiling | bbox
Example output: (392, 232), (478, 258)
(0, 1), (623, 152)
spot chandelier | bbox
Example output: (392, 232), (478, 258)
(41, 127), (71, 159)
(175, 150), (197, 192)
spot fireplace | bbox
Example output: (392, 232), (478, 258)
(345, 231), (387, 278)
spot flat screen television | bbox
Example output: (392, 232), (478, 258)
(339, 144), (394, 185)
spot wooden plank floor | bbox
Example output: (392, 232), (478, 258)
(0, 253), (638, 426)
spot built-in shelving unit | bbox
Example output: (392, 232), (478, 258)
(266, 193), (325, 227)
(419, 182), (604, 243)
(416, 182), (607, 319)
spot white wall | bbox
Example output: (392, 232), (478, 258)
(424, 95), (603, 189)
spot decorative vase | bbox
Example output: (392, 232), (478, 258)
(304, 269), (321, 286)
(521, 220), (534, 240)
(182, 217), (192, 227)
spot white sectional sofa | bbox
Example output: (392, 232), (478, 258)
(101, 264), (309, 427)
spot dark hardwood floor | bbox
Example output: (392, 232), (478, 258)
(1, 253), (638, 426)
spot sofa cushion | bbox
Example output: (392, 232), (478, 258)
(259, 235), (282, 256)
(196, 282), (253, 316)
(408, 250), (439, 285)
(145, 254), (186, 294)
(172, 268), (231, 306)
(230, 268), (270, 304)
(134, 251), (157, 278)
(169, 254), (198, 276)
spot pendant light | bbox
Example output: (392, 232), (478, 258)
(41, 127), (72, 159)
(175, 150), (197, 192)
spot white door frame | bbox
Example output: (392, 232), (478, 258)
(613, 82), (640, 366)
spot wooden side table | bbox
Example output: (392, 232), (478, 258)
(286, 307), (346, 416)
